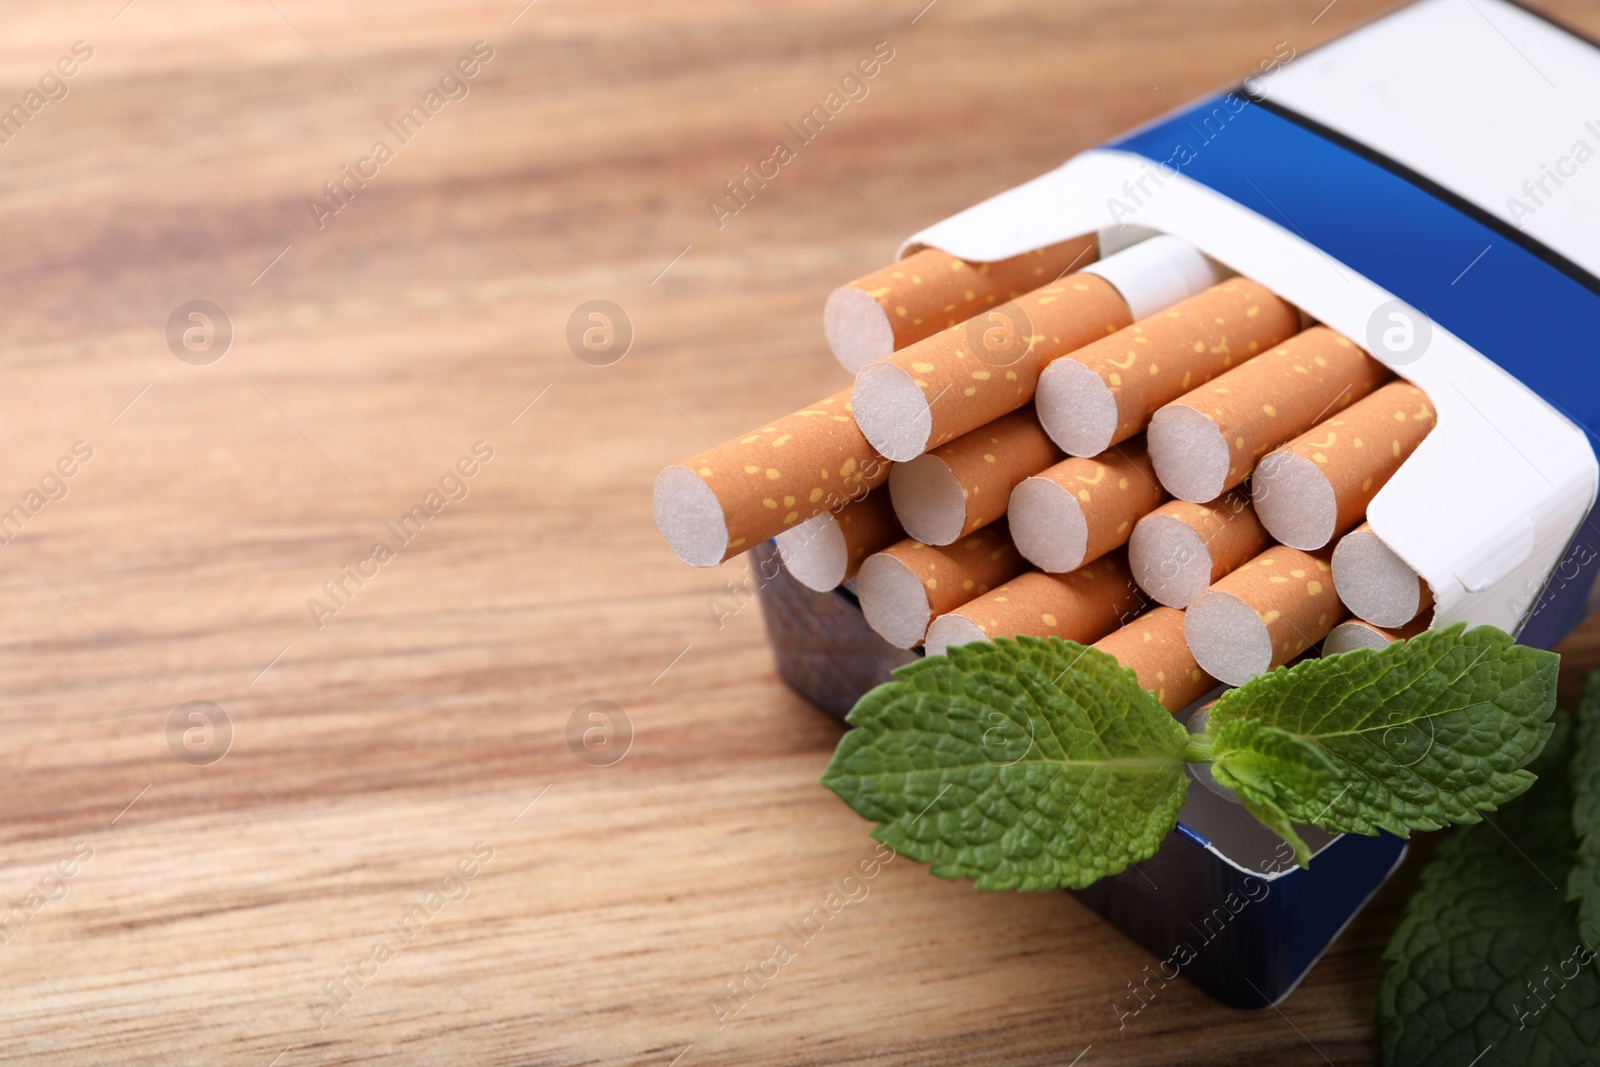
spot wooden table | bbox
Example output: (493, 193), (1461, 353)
(1, 1), (1595, 1063)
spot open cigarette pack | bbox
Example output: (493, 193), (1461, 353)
(655, 0), (1600, 1009)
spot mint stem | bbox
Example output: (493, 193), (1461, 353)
(1183, 737), (1214, 764)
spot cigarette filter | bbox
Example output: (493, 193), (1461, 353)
(923, 550), (1146, 657)
(653, 389), (889, 567)
(1092, 606), (1215, 713)
(856, 521), (1026, 649)
(887, 407), (1059, 546)
(1035, 278), (1301, 457)
(1008, 436), (1165, 573)
(1330, 521), (1434, 629)
(1253, 382), (1436, 550)
(1183, 543), (1343, 686)
(1146, 327), (1390, 503)
(852, 235), (1221, 462)
(1127, 492), (1269, 608)
(1321, 615), (1430, 656)
(823, 235), (1099, 373)
(773, 489), (902, 593)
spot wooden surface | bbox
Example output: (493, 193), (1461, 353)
(0, 1), (1596, 1064)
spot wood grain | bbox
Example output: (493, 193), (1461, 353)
(0, 1), (1595, 1064)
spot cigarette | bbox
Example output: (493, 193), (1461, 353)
(853, 235), (1221, 462)
(1146, 326), (1390, 503)
(856, 520), (1026, 649)
(923, 550), (1147, 657)
(887, 406), (1060, 546)
(653, 388), (889, 567)
(1329, 522), (1434, 628)
(1321, 614), (1430, 656)
(1035, 278), (1301, 457)
(1251, 381), (1436, 550)
(774, 489), (902, 593)
(1183, 543), (1343, 686)
(1127, 491), (1269, 608)
(1091, 606), (1215, 713)
(823, 235), (1100, 373)
(1008, 435), (1165, 573)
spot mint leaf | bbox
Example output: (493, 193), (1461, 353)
(1208, 624), (1558, 837)
(820, 636), (1190, 890)
(1566, 671), (1600, 942)
(1378, 715), (1600, 1066)
(1211, 719), (1338, 866)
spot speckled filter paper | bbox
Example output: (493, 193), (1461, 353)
(666, 388), (889, 563)
(1322, 614), (1429, 654)
(1153, 327), (1390, 499)
(860, 522), (1026, 646)
(875, 273), (1132, 449)
(894, 406), (1061, 540)
(830, 489), (903, 584)
(1198, 543), (1342, 669)
(1092, 606), (1214, 713)
(1256, 381), (1436, 546)
(1043, 278), (1300, 452)
(1014, 436), (1165, 570)
(841, 235), (1098, 350)
(936, 550), (1146, 644)
(1128, 492), (1268, 607)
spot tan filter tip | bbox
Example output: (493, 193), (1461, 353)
(888, 451), (966, 545)
(1322, 619), (1394, 655)
(1250, 451), (1336, 550)
(1330, 523), (1432, 629)
(1184, 589), (1277, 686)
(924, 613), (988, 657)
(1127, 494), (1267, 609)
(1183, 544), (1342, 686)
(774, 490), (901, 593)
(857, 525), (1024, 649)
(653, 465), (727, 567)
(923, 554), (1144, 657)
(1009, 475), (1091, 573)
(824, 285), (897, 374)
(1147, 402), (1233, 502)
(1036, 357), (1119, 458)
(1322, 614), (1430, 655)
(1127, 511), (1215, 608)
(853, 359), (934, 463)
(857, 552), (936, 649)
(774, 511), (848, 592)
(1252, 381), (1436, 550)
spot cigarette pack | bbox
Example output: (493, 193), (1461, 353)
(760, 0), (1600, 1008)
(909, 0), (1600, 648)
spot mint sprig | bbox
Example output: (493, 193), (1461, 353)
(1209, 718), (1339, 866)
(1567, 671), (1600, 951)
(1378, 708), (1592, 1065)
(822, 624), (1559, 890)
(820, 638), (1190, 890)
(1208, 624), (1558, 838)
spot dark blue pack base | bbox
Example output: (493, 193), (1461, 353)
(753, 541), (1409, 1009)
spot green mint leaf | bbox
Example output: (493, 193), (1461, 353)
(1378, 716), (1600, 1066)
(1211, 719), (1339, 867)
(1211, 719), (1339, 798)
(819, 636), (1190, 891)
(1208, 623), (1558, 837)
(1565, 670), (1600, 941)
